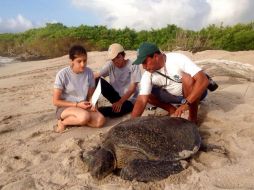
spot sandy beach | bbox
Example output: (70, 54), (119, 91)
(0, 50), (254, 190)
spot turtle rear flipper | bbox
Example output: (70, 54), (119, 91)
(120, 159), (185, 182)
(200, 143), (227, 154)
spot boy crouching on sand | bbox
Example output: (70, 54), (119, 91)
(52, 45), (105, 133)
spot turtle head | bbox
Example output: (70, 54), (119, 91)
(85, 147), (116, 180)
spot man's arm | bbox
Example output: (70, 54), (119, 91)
(112, 82), (138, 112)
(174, 71), (209, 117)
(186, 71), (209, 103)
(93, 72), (101, 79)
(131, 95), (149, 118)
(94, 62), (110, 79)
(119, 82), (138, 103)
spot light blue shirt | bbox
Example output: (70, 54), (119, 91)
(99, 59), (141, 103)
(54, 66), (95, 102)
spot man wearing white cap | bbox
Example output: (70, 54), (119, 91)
(94, 43), (142, 117)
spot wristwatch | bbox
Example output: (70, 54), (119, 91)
(181, 98), (191, 106)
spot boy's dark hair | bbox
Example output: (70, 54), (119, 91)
(69, 45), (87, 60)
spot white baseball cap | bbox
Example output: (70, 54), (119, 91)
(107, 43), (124, 60)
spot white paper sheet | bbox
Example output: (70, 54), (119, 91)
(91, 79), (101, 106)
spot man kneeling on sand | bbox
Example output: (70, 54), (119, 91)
(52, 45), (105, 133)
(131, 42), (209, 123)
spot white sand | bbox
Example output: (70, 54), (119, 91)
(0, 50), (254, 190)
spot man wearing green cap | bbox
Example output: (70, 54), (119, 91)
(131, 42), (209, 123)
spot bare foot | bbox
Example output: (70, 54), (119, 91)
(54, 120), (65, 133)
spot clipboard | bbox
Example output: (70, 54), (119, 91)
(91, 79), (101, 106)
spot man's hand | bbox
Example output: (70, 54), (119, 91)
(131, 95), (149, 118)
(173, 104), (189, 117)
(112, 100), (123, 113)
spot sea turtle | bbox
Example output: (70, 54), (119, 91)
(82, 116), (201, 182)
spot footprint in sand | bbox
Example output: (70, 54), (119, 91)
(211, 169), (254, 189)
(243, 113), (254, 123)
(1, 177), (36, 190)
(0, 115), (13, 124)
(0, 154), (31, 173)
(237, 128), (254, 141)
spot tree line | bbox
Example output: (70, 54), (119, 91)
(0, 22), (253, 60)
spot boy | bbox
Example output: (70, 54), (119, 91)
(94, 43), (141, 117)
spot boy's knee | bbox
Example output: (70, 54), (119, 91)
(94, 115), (106, 128)
(78, 114), (90, 125)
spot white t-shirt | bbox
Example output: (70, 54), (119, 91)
(54, 66), (95, 102)
(99, 59), (141, 103)
(139, 53), (201, 96)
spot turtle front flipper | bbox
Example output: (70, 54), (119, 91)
(120, 159), (186, 182)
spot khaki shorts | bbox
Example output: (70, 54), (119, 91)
(56, 107), (68, 120)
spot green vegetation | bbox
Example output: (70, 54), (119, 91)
(0, 22), (253, 60)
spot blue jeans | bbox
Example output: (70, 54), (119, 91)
(151, 86), (207, 104)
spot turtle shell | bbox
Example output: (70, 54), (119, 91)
(102, 116), (201, 166)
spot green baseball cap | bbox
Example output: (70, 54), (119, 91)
(132, 42), (160, 65)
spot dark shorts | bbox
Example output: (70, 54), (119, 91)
(56, 107), (68, 120)
(151, 86), (207, 104)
